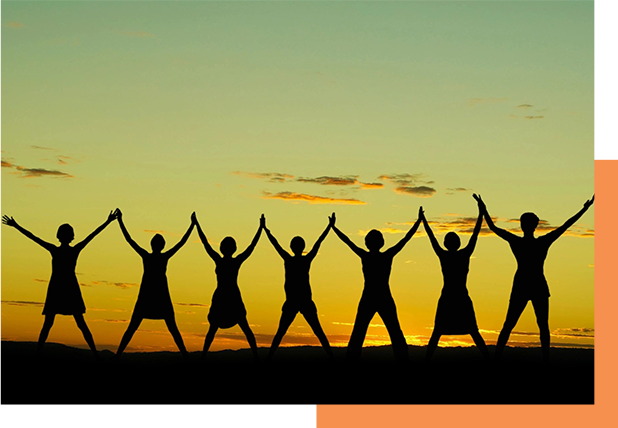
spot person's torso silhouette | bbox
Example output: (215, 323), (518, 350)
(45, 244), (85, 315)
(508, 236), (551, 298)
(283, 255), (313, 302)
(134, 251), (174, 319)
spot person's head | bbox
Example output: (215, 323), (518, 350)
(290, 236), (306, 256)
(365, 229), (385, 251)
(150, 234), (166, 253)
(220, 237), (237, 256)
(56, 224), (74, 244)
(444, 232), (461, 251)
(520, 212), (539, 234)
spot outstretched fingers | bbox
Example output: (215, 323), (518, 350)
(2, 215), (16, 227)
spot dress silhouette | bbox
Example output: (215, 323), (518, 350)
(479, 194), (595, 362)
(194, 213), (263, 361)
(2, 212), (117, 357)
(332, 210), (422, 362)
(114, 209), (193, 359)
(263, 215), (334, 360)
(421, 197), (489, 361)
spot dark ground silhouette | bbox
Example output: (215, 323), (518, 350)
(1, 341), (593, 404)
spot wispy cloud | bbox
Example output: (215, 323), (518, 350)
(387, 216), (495, 236)
(233, 171), (384, 190)
(379, 173), (437, 198)
(4, 22), (25, 29)
(1, 300), (44, 307)
(262, 191), (366, 205)
(31, 145), (54, 151)
(120, 31), (155, 38)
(56, 155), (79, 165)
(1, 160), (14, 168)
(15, 166), (73, 178)
(91, 280), (138, 289)
(445, 187), (471, 195)
(394, 186), (436, 197)
(523, 115), (544, 120)
(552, 328), (594, 339)
(516, 104), (534, 109)
(174, 302), (210, 308)
(468, 97), (508, 107)
(296, 175), (383, 189)
(232, 171), (295, 183)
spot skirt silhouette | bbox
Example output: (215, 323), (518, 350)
(207, 286), (247, 329)
(433, 293), (478, 335)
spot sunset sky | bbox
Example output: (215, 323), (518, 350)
(1, 1), (594, 353)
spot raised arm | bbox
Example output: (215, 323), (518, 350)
(165, 213), (196, 258)
(73, 210), (116, 252)
(114, 209), (148, 256)
(420, 208), (444, 256)
(543, 195), (595, 245)
(463, 197), (484, 254)
(331, 213), (366, 257)
(193, 213), (221, 262)
(236, 214), (264, 264)
(2, 216), (56, 252)
(474, 194), (518, 243)
(386, 207), (423, 256)
(263, 216), (291, 260)
(306, 215), (334, 260)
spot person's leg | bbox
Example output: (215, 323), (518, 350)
(495, 298), (528, 361)
(531, 297), (550, 363)
(470, 330), (490, 361)
(238, 317), (259, 361)
(267, 306), (297, 360)
(165, 315), (189, 358)
(346, 298), (375, 362)
(425, 330), (441, 361)
(36, 314), (56, 356)
(74, 314), (98, 357)
(303, 302), (333, 358)
(201, 324), (218, 359)
(116, 314), (143, 358)
(378, 297), (409, 362)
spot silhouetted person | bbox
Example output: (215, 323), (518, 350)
(421, 198), (489, 361)
(263, 215), (334, 360)
(2, 212), (117, 358)
(332, 210), (422, 362)
(479, 194), (595, 362)
(194, 213), (263, 361)
(114, 209), (193, 359)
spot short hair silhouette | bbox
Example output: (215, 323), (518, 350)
(56, 224), (75, 243)
(290, 236), (305, 255)
(150, 234), (165, 252)
(444, 232), (461, 251)
(520, 212), (539, 232)
(220, 237), (237, 256)
(364, 229), (385, 251)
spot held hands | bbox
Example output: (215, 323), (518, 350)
(260, 214), (266, 229)
(584, 195), (595, 210)
(329, 212), (336, 227)
(418, 206), (425, 221)
(191, 212), (198, 225)
(473, 194), (486, 212)
(113, 208), (123, 221)
(2, 215), (17, 227)
(107, 210), (117, 223)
